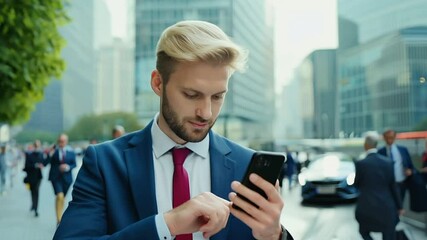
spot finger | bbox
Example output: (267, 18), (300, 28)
(230, 180), (267, 212)
(231, 178), (282, 224)
(198, 194), (230, 228)
(275, 179), (280, 190)
(199, 203), (229, 237)
(229, 197), (262, 229)
(249, 174), (282, 205)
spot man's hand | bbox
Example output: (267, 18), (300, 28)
(59, 163), (70, 172)
(36, 163), (44, 169)
(404, 168), (412, 176)
(164, 192), (230, 238)
(229, 173), (283, 240)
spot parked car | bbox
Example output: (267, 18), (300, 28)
(298, 152), (359, 203)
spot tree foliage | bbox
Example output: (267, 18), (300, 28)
(14, 129), (57, 144)
(413, 118), (427, 131)
(67, 112), (144, 142)
(0, 0), (69, 125)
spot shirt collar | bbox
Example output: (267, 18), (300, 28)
(151, 113), (209, 159)
(366, 148), (378, 154)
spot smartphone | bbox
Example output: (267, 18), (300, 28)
(233, 151), (286, 211)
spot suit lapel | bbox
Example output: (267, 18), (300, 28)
(125, 122), (158, 219)
(209, 132), (234, 240)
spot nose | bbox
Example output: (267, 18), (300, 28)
(195, 98), (212, 120)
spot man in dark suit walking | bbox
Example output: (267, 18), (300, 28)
(378, 129), (415, 200)
(45, 133), (76, 224)
(23, 140), (44, 217)
(355, 131), (403, 240)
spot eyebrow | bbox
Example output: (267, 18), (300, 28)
(182, 88), (227, 95)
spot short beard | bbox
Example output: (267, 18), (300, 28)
(162, 87), (212, 142)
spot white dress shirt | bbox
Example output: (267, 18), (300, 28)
(388, 144), (405, 182)
(151, 113), (211, 240)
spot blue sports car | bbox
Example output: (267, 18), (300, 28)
(298, 152), (359, 203)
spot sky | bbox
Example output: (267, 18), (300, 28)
(104, 0), (128, 39)
(104, 0), (338, 89)
(275, 0), (338, 88)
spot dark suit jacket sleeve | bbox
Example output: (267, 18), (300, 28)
(23, 152), (32, 172)
(53, 146), (159, 240)
(400, 147), (414, 170)
(387, 161), (402, 210)
(67, 150), (77, 170)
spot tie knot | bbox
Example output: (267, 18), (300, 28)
(172, 147), (191, 166)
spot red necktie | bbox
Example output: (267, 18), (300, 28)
(172, 147), (192, 240)
(61, 149), (65, 163)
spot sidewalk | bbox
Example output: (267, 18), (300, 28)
(0, 167), (73, 240)
(1, 164), (426, 240)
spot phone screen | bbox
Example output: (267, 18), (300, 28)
(233, 151), (286, 211)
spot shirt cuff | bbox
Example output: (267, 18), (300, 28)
(155, 214), (173, 240)
(281, 225), (293, 240)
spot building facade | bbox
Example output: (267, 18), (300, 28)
(310, 50), (337, 139)
(337, 0), (427, 136)
(95, 38), (135, 114)
(25, 0), (96, 133)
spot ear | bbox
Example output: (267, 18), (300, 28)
(151, 70), (163, 96)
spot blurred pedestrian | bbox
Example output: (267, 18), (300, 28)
(378, 129), (415, 200)
(44, 133), (76, 224)
(7, 142), (23, 188)
(112, 125), (125, 139)
(23, 140), (44, 217)
(279, 147), (295, 190)
(0, 144), (7, 195)
(355, 131), (402, 240)
(420, 139), (427, 180)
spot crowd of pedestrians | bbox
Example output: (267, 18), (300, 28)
(1, 124), (126, 227)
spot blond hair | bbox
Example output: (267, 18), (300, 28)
(156, 20), (247, 82)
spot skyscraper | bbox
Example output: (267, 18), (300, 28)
(337, 0), (427, 135)
(25, 0), (96, 133)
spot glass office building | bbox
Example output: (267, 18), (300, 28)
(135, 0), (275, 141)
(337, 0), (427, 136)
(25, 0), (95, 133)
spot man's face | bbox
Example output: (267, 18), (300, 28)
(383, 131), (396, 146)
(58, 135), (68, 148)
(34, 140), (41, 149)
(154, 61), (229, 144)
(113, 130), (122, 139)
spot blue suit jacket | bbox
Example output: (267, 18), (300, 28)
(46, 148), (77, 184)
(378, 145), (415, 173)
(54, 122), (264, 239)
(354, 152), (402, 231)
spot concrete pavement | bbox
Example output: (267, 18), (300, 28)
(0, 165), (74, 240)
(1, 163), (426, 240)
(281, 180), (427, 240)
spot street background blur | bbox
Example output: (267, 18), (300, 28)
(1, 0), (426, 239)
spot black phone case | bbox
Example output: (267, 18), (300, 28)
(233, 151), (286, 210)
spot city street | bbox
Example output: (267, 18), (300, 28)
(0, 158), (79, 240)
(1, 159), (426, 240)
(281, 180), (427, 240)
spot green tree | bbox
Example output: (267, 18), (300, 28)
(413, 118), (427, 131)
(14, 129), (57, 144)
(0, 0), (69, 125)
(67, 112), (143, 141)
